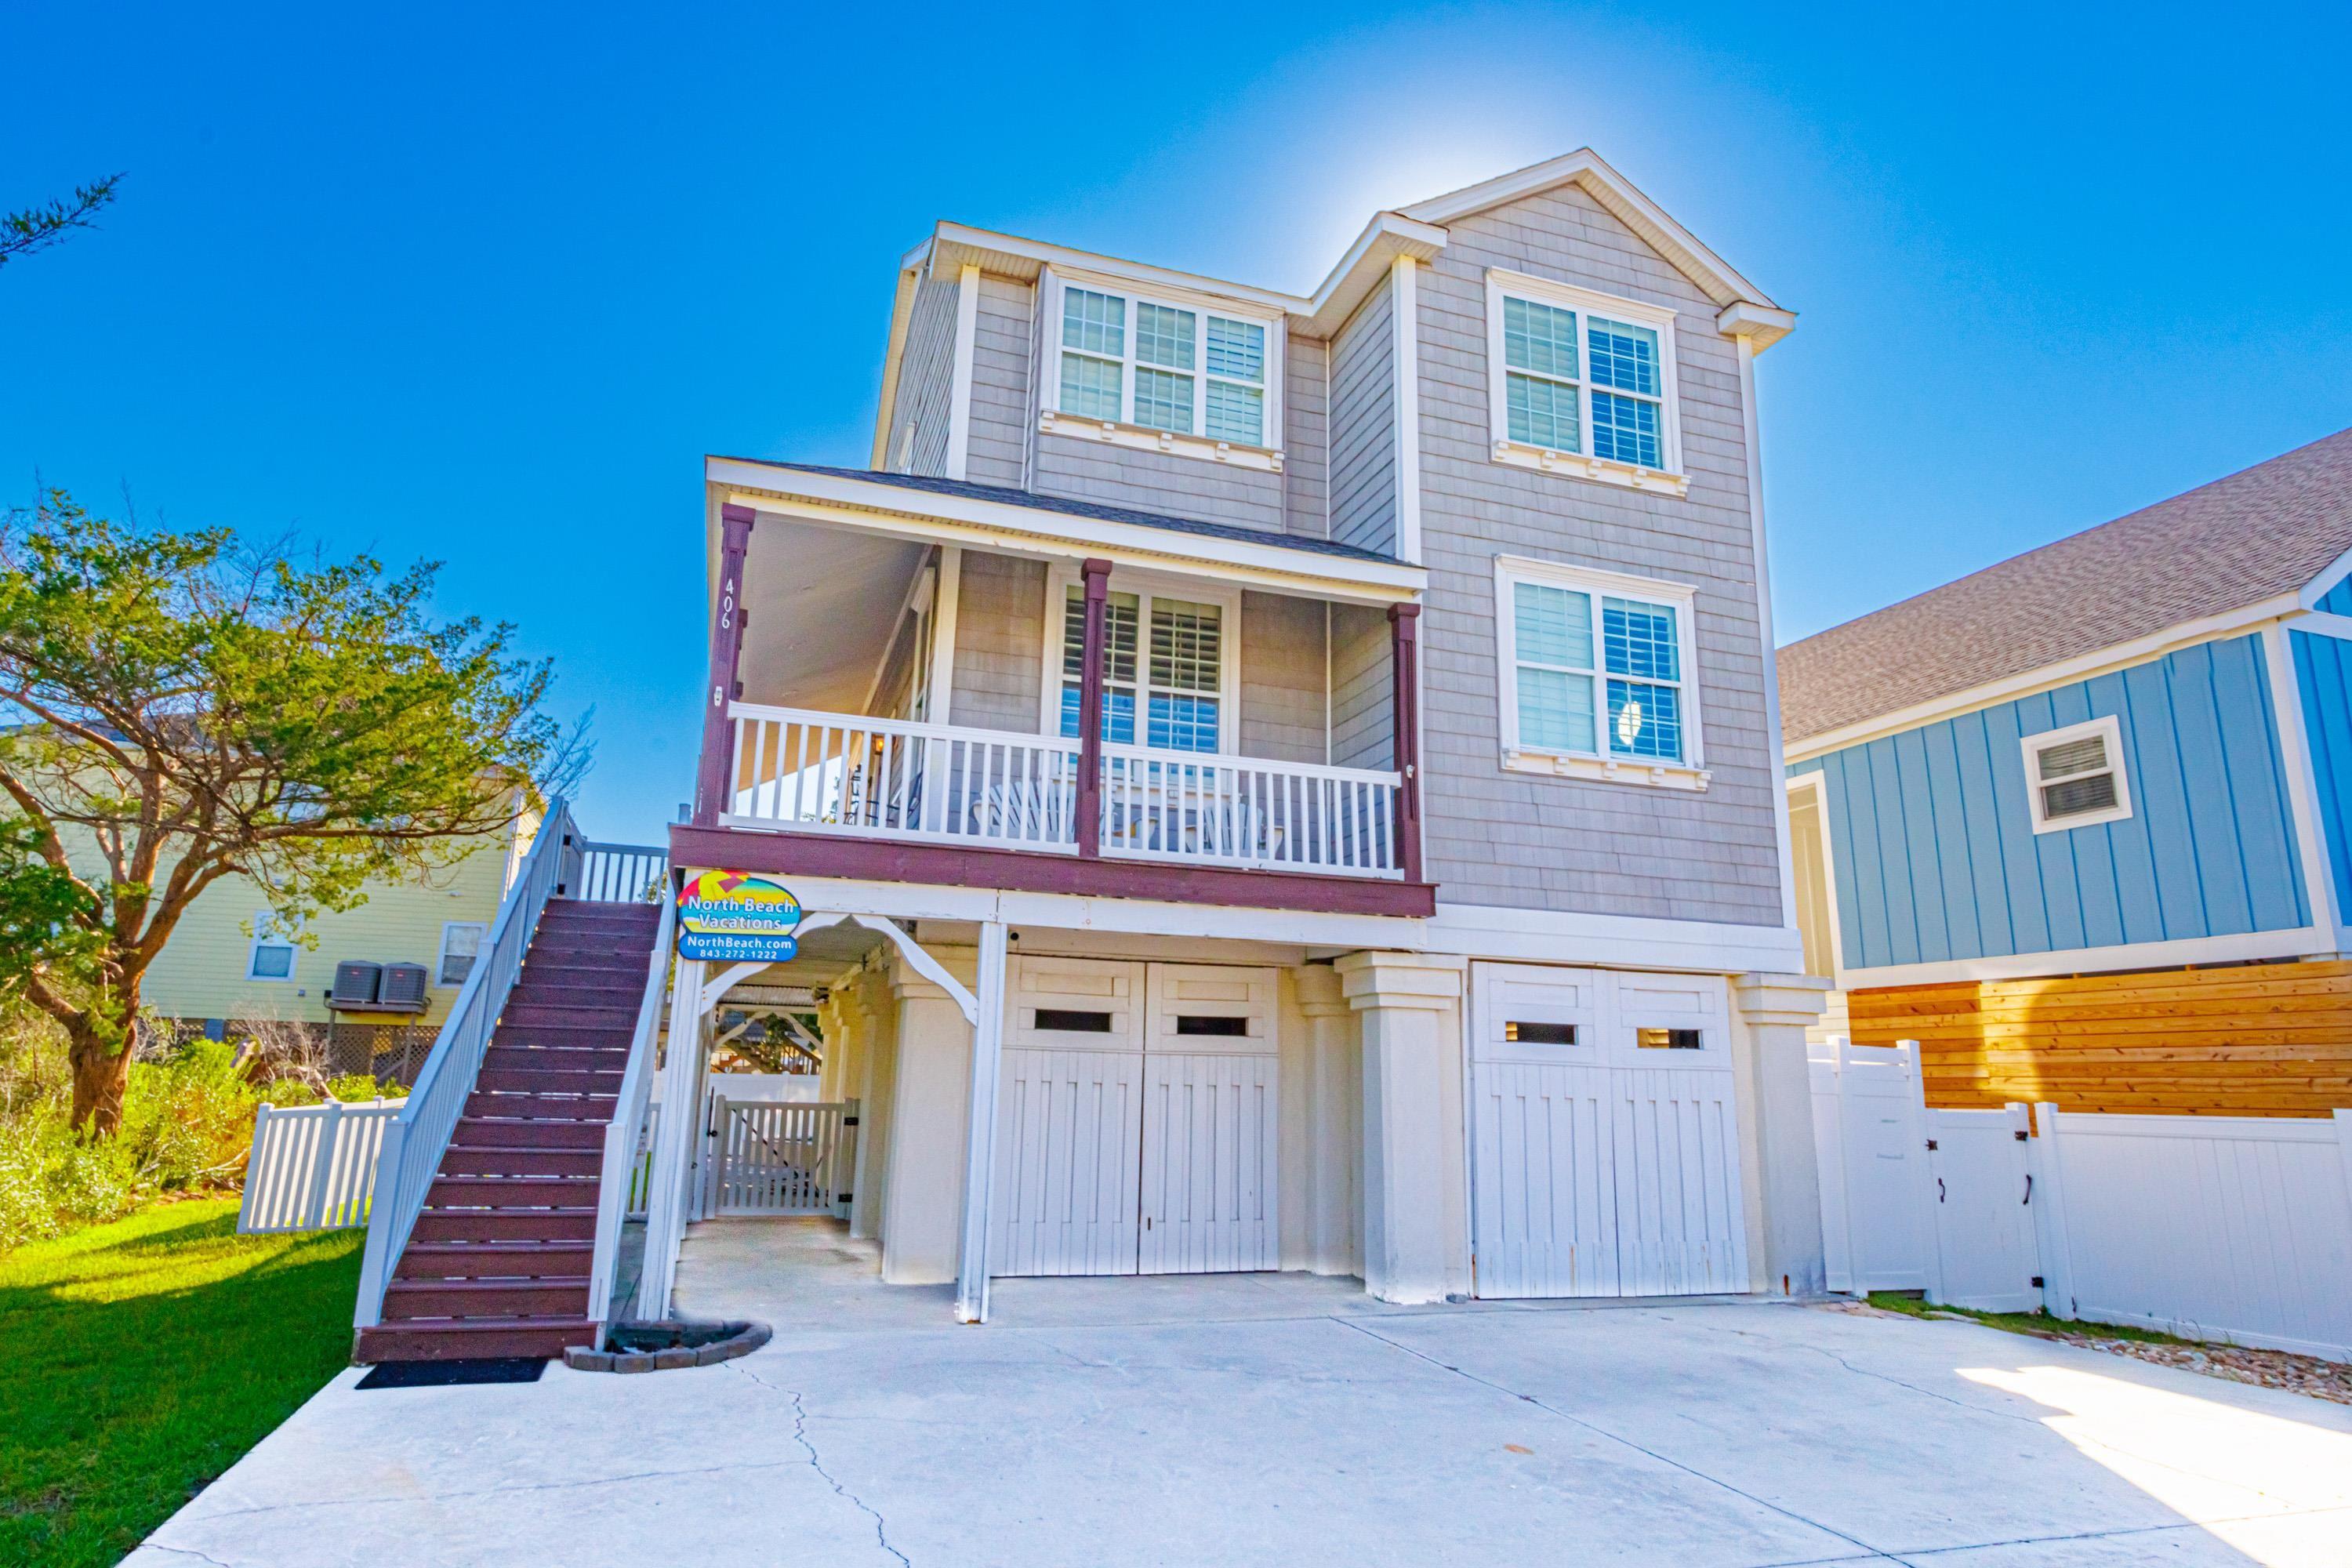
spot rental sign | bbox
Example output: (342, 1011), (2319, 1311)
(676, 871), (802, 964)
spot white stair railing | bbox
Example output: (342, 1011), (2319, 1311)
(585, 894), (677, 1336)
(351, 799), (582, 1333)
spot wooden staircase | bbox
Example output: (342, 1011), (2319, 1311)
(354, 899), (663, 1361)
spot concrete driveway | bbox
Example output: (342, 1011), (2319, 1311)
(132, 1222), (2352, 1567)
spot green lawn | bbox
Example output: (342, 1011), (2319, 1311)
(0, 1200), (365, 1568)
(1865, 1290), (2187, 1346)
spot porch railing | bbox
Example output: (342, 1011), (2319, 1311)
(352, 798), (583, 1331)
(585, 893), (676, 1335)
(572, 840), (668, 903)
(720, 702), (1403, 878)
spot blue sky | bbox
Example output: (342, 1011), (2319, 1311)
(5, 2), (2347, 841)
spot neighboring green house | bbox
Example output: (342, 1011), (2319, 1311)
(132, 809), (537, 1083)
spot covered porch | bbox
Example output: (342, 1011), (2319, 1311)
(688, 459), (1433, 917)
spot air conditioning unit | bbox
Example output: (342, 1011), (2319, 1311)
(330, 961), (383, 1009)
(379, 963), (430, 1011)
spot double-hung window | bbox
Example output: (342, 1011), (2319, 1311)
(1485, 270), (1683, 490)
(1495, 557), (1706, 787)
(1047, 272), (1280, 460)
(1048, 572), (1232, 755)
(247, 912), (299, 982)
(2021, 717), (2132, 833)
(437, 921), (488, 987)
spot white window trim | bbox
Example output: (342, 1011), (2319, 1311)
(1493, 554), (1709, 790)
(437, 920), (489, 989)
(1037, 266), (1287, 474)
(1038, 562), (1243, 757)
(246, 911), (299, 983)
(1483, 268), (1688, 496)
(2021, 714), (2133, 833)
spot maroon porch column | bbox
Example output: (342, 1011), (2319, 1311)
(1077, 561), (1110, 860)
(692, 503), (757, 827)
(1074, 558), (1112, 858)
(1388, 602), (1423, 883)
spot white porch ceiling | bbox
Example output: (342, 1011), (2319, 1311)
(737, 520), (927, 713)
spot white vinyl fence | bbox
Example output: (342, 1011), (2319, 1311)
(238, 1098), (404, 1233)
(1811, 1038), (2352, 1361)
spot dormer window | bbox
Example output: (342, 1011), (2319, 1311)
(1041, 270), (1283, 470)
(1484, 269), (1686, 495)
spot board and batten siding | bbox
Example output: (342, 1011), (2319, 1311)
(893, 272), (960, 477)
(1328, 284), (1396, 557)
(1410, 184), (1780, 924)
(2315, 576), (2352, 616)
(967, 275), (1033, 488)
(1793, 635), (2309, 973)
(2290, 628), (2352, 922)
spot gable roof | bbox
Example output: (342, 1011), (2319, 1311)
(1779, 426), (2352, 749)
(1399, 148), (1780, 313)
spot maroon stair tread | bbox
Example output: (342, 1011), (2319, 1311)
(426, 1173), (601, 1203)
(490, 1026), (635, 1052)
(450, 1116), (605, 1149)
(474, 1068), (625, 1095)
(356, 1318), (598, 1362)
(483, 1044), (629, 1070)
(394, 1240), (594, 1279)
(500, 1004), (638, 1031)
(410, 1210), (597, 1242)
(438, 1146), (603, 1178)
(382, 1279), (591, 1319)
(462, 1092), (616, 1122)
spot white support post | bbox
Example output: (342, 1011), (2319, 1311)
(636, 955), (707, 1320)
(1389, 256), (1422, 565)
(946, 265), (980, 481)
(954, 920), (1009, 1323)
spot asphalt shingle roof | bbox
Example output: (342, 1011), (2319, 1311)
(1779, 427), (2352, 746)
(721, 460), (1403, 567)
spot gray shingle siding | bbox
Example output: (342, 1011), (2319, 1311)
(895, 272), (960, 477)
(1282, 332), (1330, 541)
(1410, 183), (1781, 925)
(967, 276), (1032, 488)
(1239, 591), (1328, 764)
(1033, 435), (1288, 534)
(950, 552), (1047, 733)
(1329, 603), (1392, 771)
(1329, 285), (1396, 557)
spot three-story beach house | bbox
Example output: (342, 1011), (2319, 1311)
(350, 151), (1833, 1359)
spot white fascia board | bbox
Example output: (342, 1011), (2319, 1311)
(2299, 542), (2352, 608)
(706, 458), (1425, 605)
(1784, 596), (2303, 763)
(2286, 611), (2352, 642)
(1399, 148), (1779, 314)
(1424, 902), (1806, 976)
(1838, 925), (2339, 991)
(1301, 212), (1450, 337)
(927, 221), (1306, 316)
(1718, 300), (1797, 354)
(869, 260), (926, 470)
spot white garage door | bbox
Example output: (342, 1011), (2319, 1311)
(1471, 964), (1748, 1299)
(993, 958), (1278, 1277)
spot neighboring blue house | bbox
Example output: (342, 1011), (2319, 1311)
(1777, 429), (2352, 1114)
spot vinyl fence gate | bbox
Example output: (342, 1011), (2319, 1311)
(706, 1098), (857, 1218)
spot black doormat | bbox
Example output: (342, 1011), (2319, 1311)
(357, 1357), (547, 1389)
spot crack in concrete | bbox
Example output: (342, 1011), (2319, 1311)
(1333, 1316), (1911, 1565)
(731, 1361), (912, 1566)
(1685, 1317), (2051, 1427)
(136, 1544), (238, 1568)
